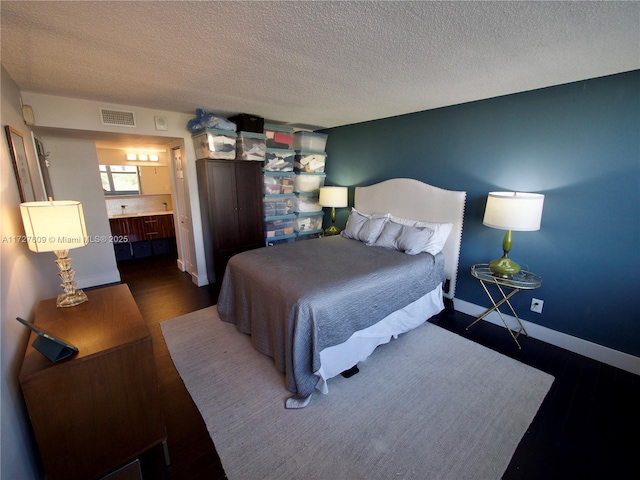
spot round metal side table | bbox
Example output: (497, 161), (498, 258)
(468, 264), (542, 349)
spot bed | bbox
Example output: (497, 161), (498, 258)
(217, 178), (466, 408)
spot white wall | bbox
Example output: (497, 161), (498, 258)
(1, 66), (48, 480)
(40, 135), (120, 287)
(1, 76), (211, 479)
(139, 165), (172, 195)
(22, 92), (210, 286)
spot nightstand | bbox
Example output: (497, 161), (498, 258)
(467, 263), (542, 349)
(19, 284), (166, 480)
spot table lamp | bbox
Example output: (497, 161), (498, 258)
(20, 200), (89, 307)
(482, 192), (544, 278)
(319, 186), (348, 236)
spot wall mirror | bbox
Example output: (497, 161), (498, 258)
(5, 126), (35, 202)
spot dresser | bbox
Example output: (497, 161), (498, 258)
(19, 284), (166, 480)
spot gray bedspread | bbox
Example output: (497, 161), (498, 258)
(217, 235), (445, 398)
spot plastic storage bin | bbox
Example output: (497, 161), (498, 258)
(263, 172), (295, 195)
(295, 211), (324, 232)
(264, 148), (294, 172)
(192, 128), (237, 159)
(293, 131), (328, 152)
(294, 172), (326, 193)
(264, 215), (295, 238)
(293, 193), (321, 213)
(263, 195), (295, 216)
(296, 231), (323, 241)
(264, 124), (295, 149)
(236, 132), (266, 161)
(294, 151), (327, 172)
(266, 234), (296, 247)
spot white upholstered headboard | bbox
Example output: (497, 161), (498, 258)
(354, 178), (466, 299)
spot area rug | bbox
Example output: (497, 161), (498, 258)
(161, 306), (554, 480)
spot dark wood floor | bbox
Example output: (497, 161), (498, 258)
(118, 255), (639, 480)
(117, 255), (226, 480)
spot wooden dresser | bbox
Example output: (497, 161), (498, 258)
(19, 284), (166, 480)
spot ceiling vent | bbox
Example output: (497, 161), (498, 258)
(99, 108), (137, 127)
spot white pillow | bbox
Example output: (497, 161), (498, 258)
(341, 209), (389, 245)
(389, 214), (453, 255)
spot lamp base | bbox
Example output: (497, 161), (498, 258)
(53, 250), (88, 308)
(324, 225), (342, 236)
(57, 290), (88, 308)
(489, 255), (521, 279)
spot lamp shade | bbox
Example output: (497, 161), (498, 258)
(20, 201), (88, 253)
(319, 186), (348, 208)
(483, 192), (544, 232)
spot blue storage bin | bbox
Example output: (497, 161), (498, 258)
(236, 131), (266, 161)
(294, 172), (326, 193)
(264, 124), (295, 149)
(295, 211), (324, 232)
(293, 131), (328, 152)
(264, 214), (295, 238)
(192, 128), (237, 159)
(264, 148), (295, 172)
(263, 172), (295, 195)
(296, 230), (323, 241)
(263, 194), (295, 216)
(294, 151), (327, 172)
(266, 234), (296, 246)
(293, 192), (321, 213)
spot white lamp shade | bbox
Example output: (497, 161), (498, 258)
(483, 192), (545, 231)
(319, 186), (348, 208)
(20, 201), (88, 252)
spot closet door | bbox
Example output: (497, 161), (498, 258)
(234, 161), (265, 250)
(208, 160), (240, 256)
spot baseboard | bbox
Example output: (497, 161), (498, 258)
(174, 258), (209, 287)
(454, 299), (640, 376)
(191, 271), (208, 287)
(78, 271), (122, 289)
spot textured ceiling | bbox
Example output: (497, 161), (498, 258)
(2, 1), (639, 134)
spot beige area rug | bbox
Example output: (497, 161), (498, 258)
(161, 306), (554, 480)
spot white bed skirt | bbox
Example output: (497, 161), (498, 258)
(315, 283), (444, 394)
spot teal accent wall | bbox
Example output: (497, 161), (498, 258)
(323, 70), (640, 357)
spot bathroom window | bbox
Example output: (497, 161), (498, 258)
(100, 165), (140, 195)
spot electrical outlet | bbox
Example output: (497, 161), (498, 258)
(530, 298), (544, 314)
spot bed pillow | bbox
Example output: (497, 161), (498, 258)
(389, 214), (453, 255)
(341, 209), (389, 245)
(373, 220), (403, 250)
(395, 224), (435, 255)
(374, 220), (434, 255)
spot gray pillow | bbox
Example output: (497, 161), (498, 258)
(374, 220), (434, 255)
(341, 209), (388, 245)
(389, 214), (453, 255)
(395, 224), (434, 255)
(373, 220), (403, 250)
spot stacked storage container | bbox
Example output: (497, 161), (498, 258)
(265, 123), (295, 149)
(293, 131), (328, 152)
(191, 128), (237, 159)
(293, 131), (328, 241)
(263, 124), (296, 246)
(237, 131), (266, 161)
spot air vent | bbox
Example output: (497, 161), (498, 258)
(99, 108), (137, 127)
